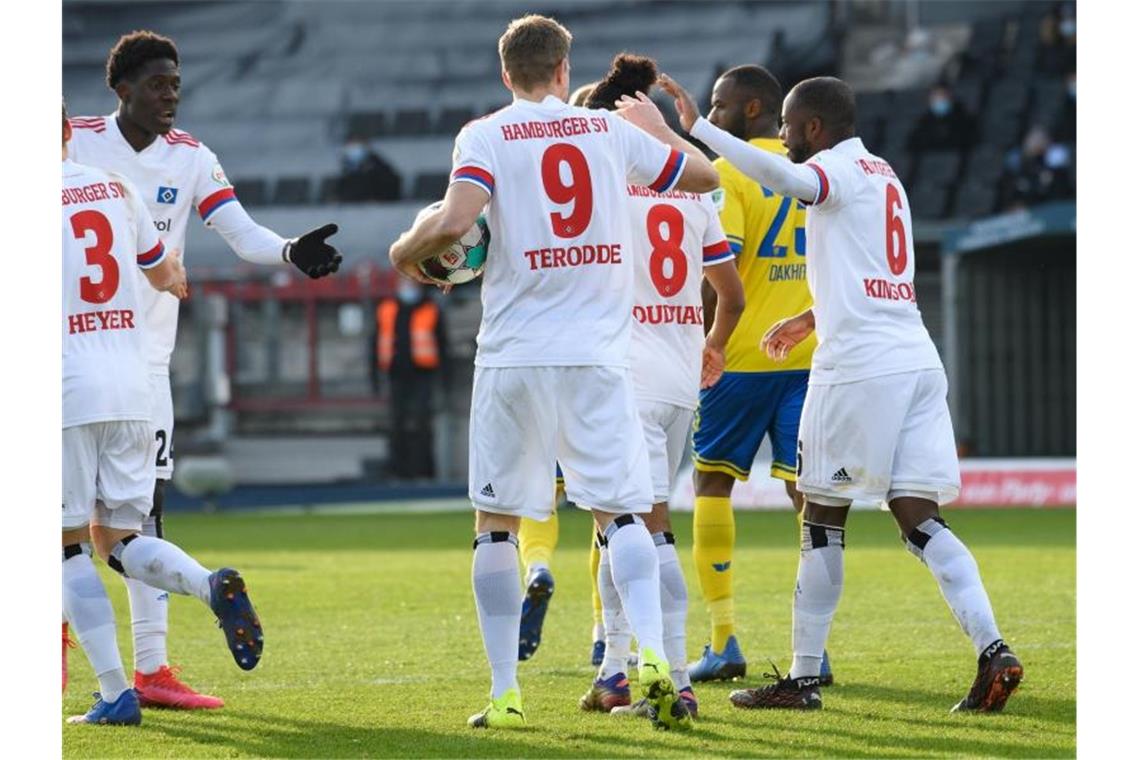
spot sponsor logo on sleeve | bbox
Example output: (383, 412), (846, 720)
(211, 164), (231, 187)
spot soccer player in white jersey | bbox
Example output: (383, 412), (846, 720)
(568, 55), (745, 722)
(62, 106), (263, 726)
(630, 74), (1022, 713)
(65, 31), (341, 709)
(389, 16), (718, 730)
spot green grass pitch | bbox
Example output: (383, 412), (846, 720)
(63, 507), (1075, 758)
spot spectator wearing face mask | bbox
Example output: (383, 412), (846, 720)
(1038, 2), (1076, 76)
(338, 136), (402, 202)
(998, 125), (1074, 210)
(1052, 71), (1076, 144)
(906, 83), (979, 153)
(371, 281), (451, 480)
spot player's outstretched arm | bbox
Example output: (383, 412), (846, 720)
(655, 74), (819, 204)
(614, 93), (718, 193)
(389, 181), (487, 285)
(761, 308), (816, 362)
(700, 260), (745, 388)
(206, 201), (342, 278)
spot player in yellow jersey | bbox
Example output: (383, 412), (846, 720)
(687, 65), (830, 685)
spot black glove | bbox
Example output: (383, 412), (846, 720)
(284, 223), (342, 279)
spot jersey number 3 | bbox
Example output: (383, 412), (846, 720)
(70, 209), (120, 304)
(647, 204), (688, 297)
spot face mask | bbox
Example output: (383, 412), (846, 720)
(1067, 81), (1076, 99)
(1059, 19), (1076, 39)
(344, 143), (367, 165)
(930, 97), (951, 117)
(396, 283), (420, 304)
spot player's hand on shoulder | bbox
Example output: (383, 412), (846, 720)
(656, 73), (700, 133)
(615, 92), (667, 135)
(286, 223), (343, 279)
(701, 342), (726, 389)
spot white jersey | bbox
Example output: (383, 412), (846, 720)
(803, 138), (943, 385)
(627, 187), (733, 409)
(450, 96), (687, 367)
(62, 158), (166, 428)
(67, 114), (238, 373)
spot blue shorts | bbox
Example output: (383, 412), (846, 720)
(692, 370), (809, 482)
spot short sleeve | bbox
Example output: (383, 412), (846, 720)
(803, 149), (857, 210)
(120, 176), (165, 269)
(610, 114), (687, 194)
(712, 164), (745, 256)
(450, 125), (495, 197)
(193, 146), (238, 224)
(699, 194), (734, 267)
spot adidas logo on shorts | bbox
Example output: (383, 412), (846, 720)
(480, 483), (496, 499)
(831, 468), (852, 483)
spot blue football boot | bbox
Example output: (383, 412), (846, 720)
(687, 634), (747, 682)
(67, 689), (142, 725)
(209, 568), (263, 671)
(591, 639), (605, 667)
(518, 568), (554, 661)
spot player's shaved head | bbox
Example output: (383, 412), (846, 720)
(780, 76), (857, 163)
(499, 15), (572, 93)
(710, 65), (783, 139)
(106, 30), (179, 89)
(586, 54), (657, 111)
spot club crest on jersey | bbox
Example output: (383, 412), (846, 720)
(156, 186), (179, 204)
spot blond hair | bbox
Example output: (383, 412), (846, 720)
(498, 15), (572, 91)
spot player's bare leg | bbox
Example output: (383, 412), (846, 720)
(690, 469), (746, 681)
(468, 510), (525, 728)
(731, 498), (844, 710)
(888, 496), (1022, 713)
(63, 525), (141, 725)
(123, 482), (224, 709)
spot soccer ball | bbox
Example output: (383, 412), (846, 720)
(415, 201), (489, 285)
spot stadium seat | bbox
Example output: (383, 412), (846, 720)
(391, 109), (431, 137)
(233, 177), (269, 207)
(436, 106), (475, 135)
(272, 177), (312, 206)
(346, 111), (388, 139)
(953, 181), (999, 219)
(411, 172), (451, 201)
(908, 181), (948, 220)
(318, 176), (341, 204)
(917, 152), (962, 187)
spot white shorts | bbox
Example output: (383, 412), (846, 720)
(469, 366), (654, 521)
(638, 399), (693, 503)
(62, 421), (154, 531)
(797, 369), (960, 505)
(148, 373), (174, 480)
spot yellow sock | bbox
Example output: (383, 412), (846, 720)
(589, 529), (602, 631)
(693, 495), (735, 652)
(519, 493), (560, 571)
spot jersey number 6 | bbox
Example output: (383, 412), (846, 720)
(885, 183), (908, 276)
(70, 209), (120, 304)
(541, 143), (594, 238)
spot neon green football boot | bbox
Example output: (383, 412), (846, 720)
(639, 648), (692, 731)
(467, 687), (526, 729)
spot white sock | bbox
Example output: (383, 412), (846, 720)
(915, 522), (1003, 656)
(597, 544), (632, 679)
(114, 535), (211, 605)
(790, 522), (845, 679)
(605, 518), (664, 658)
(472, 533), (521, 699)
(124, 576), (169, 675)
(64, 547), (129, 702)
(655, 534), (690, 690)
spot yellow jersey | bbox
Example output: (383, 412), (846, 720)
(712, 138), (816, 372)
